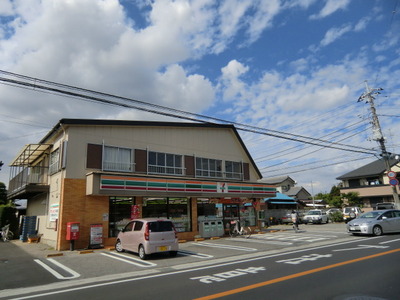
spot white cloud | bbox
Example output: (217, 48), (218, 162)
(320, 24), (352, 46)
(310, 0), (350, 20)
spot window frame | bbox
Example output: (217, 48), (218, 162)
(195, 157), (223, 178)
(103, 145), (134, 172)
(148, 151), (183, 176)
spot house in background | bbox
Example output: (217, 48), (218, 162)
(259, 175), (311, 202)
(259, 176), (312, 223)
(336, 158), (400, 208)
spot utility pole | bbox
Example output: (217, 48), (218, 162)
(358, 81), (400, 209)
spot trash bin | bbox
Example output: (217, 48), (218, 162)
(199, 221), (211, 238)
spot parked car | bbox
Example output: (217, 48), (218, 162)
(280, 213), (293, 224)
(374, 202), (395, 210)
(280, 211), (305, 224)
(342, 207), (363, 223)
(303, 210), (328, 224)
(115, 218), (179, 260)
(347, 209), (400, 236)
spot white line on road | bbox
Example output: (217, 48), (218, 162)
(178, 250), (214, 258)
(332, 244), (389, 252)
(34, 258), (80, 280)
(380, 238), (400, 244)
(195, 242), (257, 251)
(100, 252), (157, 267)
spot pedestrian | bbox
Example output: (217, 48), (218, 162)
(291, 210), (300, 232)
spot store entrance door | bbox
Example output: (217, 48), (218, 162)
(223, 204), (240, 232)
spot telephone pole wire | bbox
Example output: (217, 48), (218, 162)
(358, 81), (400, 209)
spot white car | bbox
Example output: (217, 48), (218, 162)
(115, 218), (179, 259)
(303, 210), (328, 224)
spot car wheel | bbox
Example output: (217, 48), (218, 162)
(138, 245), (147, 260)
(169, 251), (178, 257)
(115, 239), (124, 253)
(372, 225), (383, 236)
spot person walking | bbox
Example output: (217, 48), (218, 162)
(291, 210), (300, 233)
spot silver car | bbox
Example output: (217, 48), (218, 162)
(347, 209), (400, 236)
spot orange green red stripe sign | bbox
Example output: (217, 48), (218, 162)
(100, 175), (275, 196)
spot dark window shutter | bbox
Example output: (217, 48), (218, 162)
(243, 162), (250, 180)
(87, 144), (102, 169)
(185, 155), (195, 177)
(135, 149), (147, 173)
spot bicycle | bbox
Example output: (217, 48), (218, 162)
(1, 224), (14, 242)
(229, 220), (251, 239)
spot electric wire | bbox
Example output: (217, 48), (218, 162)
(0, 70), (378, 156)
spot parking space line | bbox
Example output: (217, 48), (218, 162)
(237, 237), (292, 246)
(34, 258), (80, 280)
(195, 242), (257, 252)
(100, 252), (157, 267)
(178, 250), (214, 258)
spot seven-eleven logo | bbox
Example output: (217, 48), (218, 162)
(218, 182), (228, 193)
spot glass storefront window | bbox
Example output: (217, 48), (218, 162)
(142, 197), (191, 232)
(240, 204), (256, 226)
(109, 197), (135, 237)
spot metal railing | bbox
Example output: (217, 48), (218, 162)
(8, 166), (49, 193)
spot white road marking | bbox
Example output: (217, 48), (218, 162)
(380, 238), (400, 244)
(178, 250), (214, 258)
(332, 244), (389, 252)
(276, 253), (332, 265)
(195, 241), (257, 252)
(100, 252), (157, 267)
(34, 258), (80, 280)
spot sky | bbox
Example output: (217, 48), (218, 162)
(0, 0), (400, 195)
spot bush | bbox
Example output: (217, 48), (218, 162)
(329, 211), (343, 223)
(0, 205), (19, 239)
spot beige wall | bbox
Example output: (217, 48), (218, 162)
(62, 125), (260, 181)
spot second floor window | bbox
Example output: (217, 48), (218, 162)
(225, 161), (242, 180)
(103, 146), (133, 172)
(148, 151), (183, 175)
(196, 157), (222, 178)
(49, 148), (60, 175)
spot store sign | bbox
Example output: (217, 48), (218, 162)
(49, 204), (59, 222)
(100, 175), (275, 196)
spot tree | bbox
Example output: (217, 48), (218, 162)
(315, 185), (343, 208)
(342, 192), (362, 207)
(0, 182), (7, 205)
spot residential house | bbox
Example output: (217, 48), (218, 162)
(336, 158), (400, 208)
(7, 119), (275, 250)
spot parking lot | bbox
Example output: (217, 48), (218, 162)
(0, 222), (355, 288)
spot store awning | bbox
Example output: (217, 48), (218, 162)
(264, 192), (295, 201)
(268, 201), (297, 205)
(264, 192), (298, 205)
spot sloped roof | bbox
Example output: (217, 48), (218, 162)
(259, 175), (295, 185)
(264, 192), (295, 200)
(336, 158), (398, 180)
(284, 186), (311, 198)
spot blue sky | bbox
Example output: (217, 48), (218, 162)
(0, 0), (399, 194)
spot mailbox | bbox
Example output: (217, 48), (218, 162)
(66, 222), (80, 240)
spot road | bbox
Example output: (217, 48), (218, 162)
(1, 224), (399, 299)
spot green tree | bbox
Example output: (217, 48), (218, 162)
(342, 192), (362, 207)
(0, 182), (7, 205)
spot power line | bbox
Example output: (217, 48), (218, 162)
(0, 69), (378, 156)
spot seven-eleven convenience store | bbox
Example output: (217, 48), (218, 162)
(8, 119), (275, 250)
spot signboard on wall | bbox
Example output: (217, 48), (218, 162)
(49, 204), (59, 222)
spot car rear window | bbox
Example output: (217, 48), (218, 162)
(148, 221), (174, 232)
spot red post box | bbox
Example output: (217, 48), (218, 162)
(66, 222), (80, 240)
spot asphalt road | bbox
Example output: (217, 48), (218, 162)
(1, 223), (399, 299)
